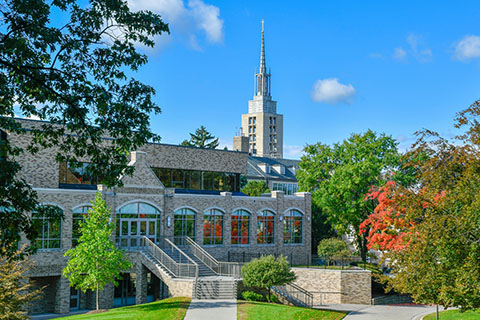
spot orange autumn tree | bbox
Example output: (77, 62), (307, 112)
(360, 102), (480, 311)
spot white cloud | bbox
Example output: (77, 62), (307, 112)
(311, 78), (357, 104)
(369, 53), (384, 59)
(284, 145), (304, 159)
(127, 0), (223, 50)
(392, 47), (407, 61)
(454, 35), (480, 61)
(392, 34), (432, 63)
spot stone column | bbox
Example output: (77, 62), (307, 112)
(99, 282), (115, 309)
(54, 276), (70, 314)
(136, 265), (148, 305)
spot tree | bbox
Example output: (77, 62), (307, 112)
(241, 255), (296, 302)
(360, 101), (480, 311)
(241, 180), (270, 196)
(63, 192), (132, 310)
(0, 0), (168, 258)
(317, 238), (349, 265)
(0, 247), (42, 319)
(297, 130), (404, 261)
(180, 126), (219, 148)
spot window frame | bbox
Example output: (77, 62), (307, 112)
(257, 210), (275, 245)
(203, 209), (224, 246)
(231, 210), (250, 245)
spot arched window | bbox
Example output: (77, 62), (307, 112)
(231, 210), (250, 245)
(174, 208), (196, 242)
(257, 210), (275, 244)
(283, 209), (303, 244)
(32, 205), (63, 250)
(203, 209), (223, 245)
(72, 206), (91, 247)
(116, 202), (161, 248)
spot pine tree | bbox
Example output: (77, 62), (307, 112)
(181, 126), (219, 149)
(0, 247), (42, 320)
(63, 192), (132, 310)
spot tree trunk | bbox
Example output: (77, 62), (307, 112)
(268, 287), (271, 302)
(358, 234), (367, 262)
(96, 282), (99, 310)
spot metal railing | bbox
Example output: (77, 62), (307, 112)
(140, 236), (198, 278)
(184, 236), (243, 278)
(272, 282), (313, 308)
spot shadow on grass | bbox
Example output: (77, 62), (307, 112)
(124, 301), (189, 312)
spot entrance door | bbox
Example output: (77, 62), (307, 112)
(69, 287), (79, 311)
(119, 218), (157, 249)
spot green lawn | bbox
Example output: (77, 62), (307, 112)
(56, 297), (191, 320)
(237, 301), (347, 320)
(424, 309), (480, 320)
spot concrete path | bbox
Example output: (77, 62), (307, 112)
(184, 299), (237, 320)
(319, 303), (444, 320)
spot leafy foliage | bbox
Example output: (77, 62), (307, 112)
(360, 101), (480, 310)
(0, 247), (42, 319)
(241, 291), (266, 302)
(297, 130), (404, 260)
(317, 238), (350, 264)
(241, 180), (270, 196)
(241, 255), (296, 302)
(180, 125), (219, 149)
(0, 0), (168, 257)
(63, 193), (132, 310)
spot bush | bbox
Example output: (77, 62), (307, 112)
(317, 238), (349, 265)
(242, 291), (265, 302)
(241, 255), (296, 302)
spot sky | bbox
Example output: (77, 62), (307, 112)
(60, 1), (480, 158)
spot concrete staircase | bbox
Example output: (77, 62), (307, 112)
(195, 276), (238, 299)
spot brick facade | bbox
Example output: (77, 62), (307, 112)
(9, 120), (311, 315)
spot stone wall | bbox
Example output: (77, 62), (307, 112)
(292, 267), (371, 305)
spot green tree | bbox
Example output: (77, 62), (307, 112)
(180, 126), (219, 148)
(63, 192), (132, 310)
(241, 255), (296, 302)
(317, 238), (349, 264)
(0, 247), (42, 319)
(297, 130), (402, 261)
(360, 102), (480, 311)
(241, 180), (270, 196)
(0, 0), (168, 258)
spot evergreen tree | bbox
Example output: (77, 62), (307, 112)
(63, 193), (132, 310)
(241, 180), (270, 196)
(181, 126), (219, 149)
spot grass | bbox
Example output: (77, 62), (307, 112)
(424, 309), (480, 320)
(237, 301), (347, 320)
(56, 297), (191, 320)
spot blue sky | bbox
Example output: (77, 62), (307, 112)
(68, 1), (480, 157)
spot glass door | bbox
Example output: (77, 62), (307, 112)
(119, 218), (156, 249)
(69, 287), (79, 311)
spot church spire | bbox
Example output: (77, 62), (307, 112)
(259, 19), (266, 74)
(255, 19), (271, 98)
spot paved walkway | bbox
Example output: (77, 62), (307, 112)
(184, 299), (237, 320)
(319, 304), (444, 320)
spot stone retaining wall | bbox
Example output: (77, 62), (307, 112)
(292, 267), (371, 305)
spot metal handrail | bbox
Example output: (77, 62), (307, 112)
(272, 282), (314, 308)
(184, 236), (243, 278)
(163, 238), (198, 268)
(141, 237), (198, 278)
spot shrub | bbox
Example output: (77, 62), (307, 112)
(242, 291), (265, 302)
(317, 238), (349, 265)
(241, 255), (296, 302)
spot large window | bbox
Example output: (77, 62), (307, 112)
(257, 210), (275, 244)
(231, 210), (250, 245)
(203, 209), (223, 245)
(272, 183), (298, 195)
(59, 162), (99, 188)
(72, 206), (91, 247)
(32, 206), (62, 250)
(174, 208), (196, 241)
(283, 210), (303, 244)
(151, 168), (241, 192)
(116, 202), (161, 248)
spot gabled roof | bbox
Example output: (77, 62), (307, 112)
(247, 156), (300, 182)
